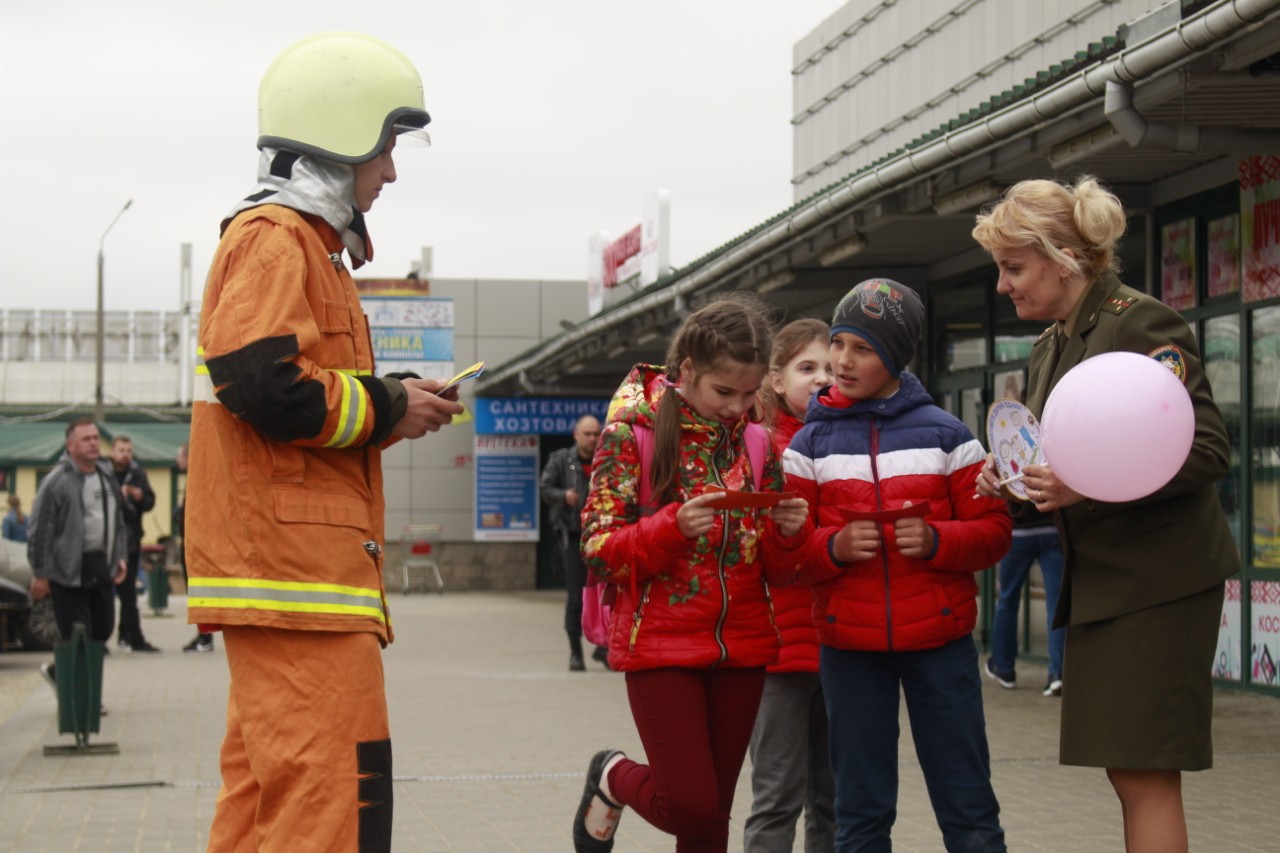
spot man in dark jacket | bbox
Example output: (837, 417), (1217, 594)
(109, 435), (159, 652)
(540, 414), (603, 671)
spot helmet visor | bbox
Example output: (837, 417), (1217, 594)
(394, 124), (431, 148)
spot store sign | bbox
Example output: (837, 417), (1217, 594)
(473, 435), (540, 542)
(474, 398), (608, 436)
(361, 295), (455, 380)
(1241, 155), (1280, 303)
(587, 190), (671, 315)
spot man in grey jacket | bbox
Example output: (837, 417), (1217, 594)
(28, 418), (129, 690)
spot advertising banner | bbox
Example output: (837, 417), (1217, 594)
(474, 398), (608, 436)
(1241, 155), (1280, 303)
(473, 435), (540, 542)
(362, 295), (455, 379)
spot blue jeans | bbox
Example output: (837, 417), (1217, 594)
(820, 638), (1005, 853)
(990, 531), (1065, 680)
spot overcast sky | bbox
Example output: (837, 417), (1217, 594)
(0, 1), (847, 314)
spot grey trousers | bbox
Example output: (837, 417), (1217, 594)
(744, 672), (836, 853)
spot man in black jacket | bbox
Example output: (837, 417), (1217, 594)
(109, 435), (159, 652)
(540, 415), (602, 671)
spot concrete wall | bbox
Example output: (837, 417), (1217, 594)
(791, 0), (1167, 199)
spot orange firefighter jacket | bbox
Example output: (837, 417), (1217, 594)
(186, 204), (402, 642)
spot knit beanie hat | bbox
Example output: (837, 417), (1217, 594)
(830, 278), (924, 377)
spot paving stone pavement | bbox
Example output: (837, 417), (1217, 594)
(1, 590), (1278, 852)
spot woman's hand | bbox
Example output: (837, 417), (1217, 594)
(1022, 463), (1084, 511)
(832, 519), (881, 563)
(769, 497), (809, 538)
(974, 453), (1018, 501)
(676, 492), (721, 539)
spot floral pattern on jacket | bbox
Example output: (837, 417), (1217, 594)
(581, 364), (807, 672)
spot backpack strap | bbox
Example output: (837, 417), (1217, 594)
(635, 421), (768, 503)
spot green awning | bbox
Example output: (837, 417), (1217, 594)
(0, 421), (190, 467)
(0, 423), (70, 465)
(98, 423), (190, 465)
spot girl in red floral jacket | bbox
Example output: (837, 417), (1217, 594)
(745, 318), (837, 852)
(572, 295), (810, 853)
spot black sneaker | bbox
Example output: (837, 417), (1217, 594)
(984, 657), (1016, 690)
(569, 653), (586, 672)
(128, 640), (162, 653)
(592, 647), (611, 670)
(183, 635), (214, 653)
(1043, 677), (1063, 697)
(573, 750), (625, 852)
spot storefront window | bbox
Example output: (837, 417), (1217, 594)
(1251, 306), (1280, 568)
(1160, 217), (1197, 311)
(1215, 579), (1243, 682)
(1204, 315), (1240, 544)
(931, 284), (987, 373)
(1207, 214), (1241, 298)
(1252, 581), (1280, 688)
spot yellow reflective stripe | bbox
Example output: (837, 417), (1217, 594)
(333, 368), (373, 376)
(187, 577), (386, 622)
(195, 346), (209, 375)
(190, 576), (381, 596)
(325, 372), (365, 448)
(188, 597), (386, 622)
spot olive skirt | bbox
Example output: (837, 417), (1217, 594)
(1059, 582), (1224, 771)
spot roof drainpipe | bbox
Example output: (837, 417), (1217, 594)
(1104, 79), (1280, 154)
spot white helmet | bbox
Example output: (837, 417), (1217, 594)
(257, 32), (430, 164)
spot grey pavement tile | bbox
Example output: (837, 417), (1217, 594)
(2, 590), (1279, 851)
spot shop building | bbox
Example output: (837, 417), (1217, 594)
(477, 0), (1280, 694)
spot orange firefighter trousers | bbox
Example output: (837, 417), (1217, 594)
(207, 625), (392, 852)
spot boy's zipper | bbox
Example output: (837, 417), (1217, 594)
(869, 419), (894, 651)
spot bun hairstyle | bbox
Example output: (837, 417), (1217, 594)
(648, 292), (775, 506)
(972, 175), (1127, 282)
(761, 318), (830, 427)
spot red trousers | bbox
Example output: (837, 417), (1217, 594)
(207, 626), (392, 853)
(609, 667), (766, 853)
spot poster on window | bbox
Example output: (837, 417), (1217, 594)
(1213, 579), (1242, 681)
(1252, 580), (1280, 687)
(1160, 218), (1196, 311)
(1241, 155), (1280, 304)
(1207, 214), (1241, 298)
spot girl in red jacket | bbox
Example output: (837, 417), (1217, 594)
(787, 280), (1011, 852)
(572, 295), (810, 853)
(745, 318), (837, 852)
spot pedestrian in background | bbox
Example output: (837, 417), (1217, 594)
(984, 497), (1065, 697)
(572, 294), (810, 853)
(27, 419), (129, 705)
(746, 317), (836, 853)
(186, 32), (461, 852)
(108, 435), (159, 653)
(787, 280), (1010, 852)
(541, 413), (606, 671)
(973, 176), (1237, 853)
(3, 494), (28, 542)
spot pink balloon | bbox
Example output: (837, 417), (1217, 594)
(1040, 351), (1195, 502)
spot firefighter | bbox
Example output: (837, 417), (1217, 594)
(186, 32), (463, 852)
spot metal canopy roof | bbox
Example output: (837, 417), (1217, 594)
(478, 0), (1280, 399)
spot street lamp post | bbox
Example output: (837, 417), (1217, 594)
(95, 199), (133, 424)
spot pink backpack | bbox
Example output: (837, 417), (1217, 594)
(581, 422), (769, 647)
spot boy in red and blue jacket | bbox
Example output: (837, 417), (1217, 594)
(785, 279), (1011, 852)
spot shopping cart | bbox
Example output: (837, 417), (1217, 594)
(400, 524), (445, 595)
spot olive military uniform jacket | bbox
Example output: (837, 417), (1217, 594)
(1023, 271), (1238, 626)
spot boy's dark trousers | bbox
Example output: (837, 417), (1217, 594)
(820, 637), (1006, 853)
